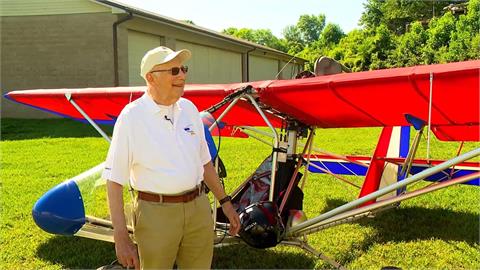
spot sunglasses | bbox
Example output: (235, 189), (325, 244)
(150, 65), (188, 76)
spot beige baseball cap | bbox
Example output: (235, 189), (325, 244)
(140, 46), (191, 79)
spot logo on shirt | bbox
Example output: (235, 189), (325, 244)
(184, 124), (196, 136)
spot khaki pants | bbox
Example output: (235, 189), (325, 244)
(134, 194), (214, 269)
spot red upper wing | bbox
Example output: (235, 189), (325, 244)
(5, 60), (479, 141)
(4, 82), (282, 127)
(259, 60), (479, 128)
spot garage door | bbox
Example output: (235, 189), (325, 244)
(249, 55), (279, 81)
(128, 30), (163, 86)
(176, 41), (242, 84)
(279, 61), (301, 80)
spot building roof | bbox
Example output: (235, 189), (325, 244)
(93, 0), (306, 63)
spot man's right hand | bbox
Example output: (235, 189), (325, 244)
(114, 232), (139, 270)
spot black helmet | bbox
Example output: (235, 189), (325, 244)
(238, 201), (285, 248)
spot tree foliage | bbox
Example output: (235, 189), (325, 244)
(388, 21), (428, 66)
(221, 0), (479, 74)
(222, 27), (287, 52)
(360, 0), (467, 34)
(296, 14), (326, 44)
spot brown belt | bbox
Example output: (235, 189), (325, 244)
(138, 184), (203, 203)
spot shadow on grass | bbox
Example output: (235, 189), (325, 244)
(318, 198), (479, 266)
(213, 244), (315, 269)
(1, 118), (113, 141)
(323, 198), (479, 245)
(321, 198), (347, 212)
(37, 237), (315, 269)
(36, 236), (116, 268)
(360, 205), (479, 245)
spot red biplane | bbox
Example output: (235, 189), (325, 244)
(5, 60), (479, 268)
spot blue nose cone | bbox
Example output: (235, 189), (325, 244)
(32, 180), (86, 235)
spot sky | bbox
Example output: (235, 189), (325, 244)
(114, 0), (367, 38)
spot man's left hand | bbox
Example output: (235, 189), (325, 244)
(221, 202), (241, 235)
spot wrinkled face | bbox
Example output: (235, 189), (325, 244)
(146, 58), (187, 102)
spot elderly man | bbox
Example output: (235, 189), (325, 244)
(103, 46), (240, 269)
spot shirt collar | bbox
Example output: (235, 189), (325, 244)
(141, 92), (182, 115)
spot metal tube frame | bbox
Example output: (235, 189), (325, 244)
(207, 96), (242, 230)
(240, 125), (369, 168)
(449, 141), (465, 178)
(286, 129), (298, 155)
(289, 171), (480, 237)
(239, 125), (274, 137)
(70, 162), (105, 184)
(213, 155), (220, 230)
(244, 94), (280, 201)
(205, 92), (279, 223)
(208, 96), (242, 132)
(427, 72), (433, 161)
(241, 130), (274, 147)
(65, 93), (111, 143)
(279, 129), (314, 213)
(287, 147), (480, 235)
(401, 127), (424, 178)
(240, 126), (363, 189)
(280, 240), (347, 270)
(300, 129), (315, 190)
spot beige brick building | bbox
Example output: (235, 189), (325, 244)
(0, 0), (306, 118)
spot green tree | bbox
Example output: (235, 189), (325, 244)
(252, 29), (287, 52)
(222, 28), (287, 52)
(321, 23), (345, 45)
(438, 0), (480, 62)
(361, 0), (464, 34)
(360, 0), (383, 31)
(300, 23), (346, 70)
(331, 25), (395, 71)
(222, 0), (478, 72)
(282, 25), (304, 54)
(282, 13), (327, 55)
(333, 29), (369, 71)
(296, 14), (326, 43)
(369, 24), (396, 69)
(466, 0), (480, 59)
(445, 15), (474, 61)
(466, 0), (480, 33)
(223, 27), (255, 41)
(388, 21), (428, 67)
(470, 34), (480, 59)
(423, 12), (456, 63)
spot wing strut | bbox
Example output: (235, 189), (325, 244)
(401, 114), (427, 178)
(65, 93), (111, 143)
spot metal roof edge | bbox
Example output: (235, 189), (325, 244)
(92, 0), (307, 63)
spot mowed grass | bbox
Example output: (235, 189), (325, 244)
(1, 118), (479, 269)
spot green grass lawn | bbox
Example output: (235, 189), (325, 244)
(1, 118), (479, 269)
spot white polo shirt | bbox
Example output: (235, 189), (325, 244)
(102, 93), (212, 194)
